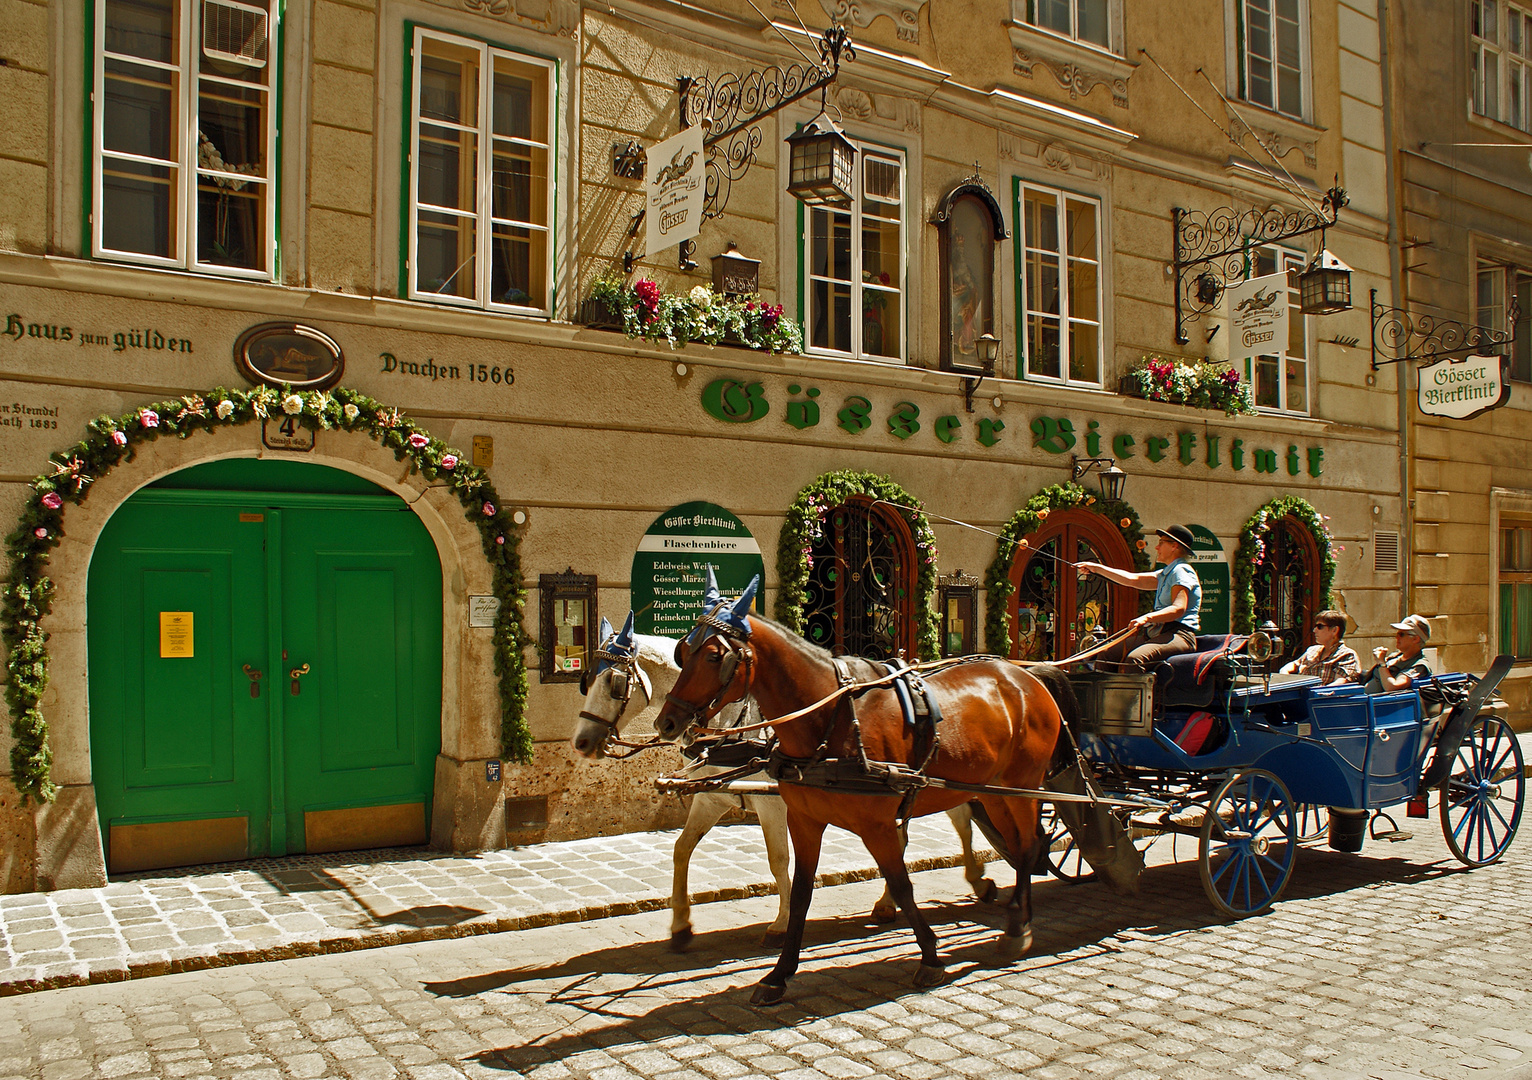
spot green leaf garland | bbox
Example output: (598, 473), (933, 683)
(775, 470), (941, 661)
(1232, 495), (1335, 633)
(983, 482), (1152, 656)
(3, 385), (532, 804)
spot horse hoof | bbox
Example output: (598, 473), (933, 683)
(750, 982), (787, 1006)
(974, 878), (998, 904)
(761, 929), (787, 947)
(912, 963), (947, 988)
(668, 928), (693, 952)
(999, 926), (1033, 959)
(871, 903), (899, 924)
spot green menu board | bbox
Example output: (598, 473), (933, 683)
(1187, 523), (1230, 635)
(631, 501), (765, 639)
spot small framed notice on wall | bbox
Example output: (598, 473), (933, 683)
(160, 611), (194, 657)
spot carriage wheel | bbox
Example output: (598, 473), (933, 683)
(1294, 804), (1330, 843)
(1038, 805), (1095, 883)
(1199, 769), (1298, 918)
(1439, 715), (1525, 868)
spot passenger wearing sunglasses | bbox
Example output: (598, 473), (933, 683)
(1279, 609), (1359, 684)
(1356, 613), (1433, 693)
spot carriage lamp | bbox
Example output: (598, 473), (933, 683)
(1071, 456), (1127, 502)
(787, 107), (857, 206)
(711, 242), (760, 297)
(1299, 247), (1354, 314)
(959, 334), (999, 412)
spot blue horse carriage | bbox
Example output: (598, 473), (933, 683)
(1055, 632), (1525, 917)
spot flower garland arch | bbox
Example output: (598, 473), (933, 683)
(3, 385), (531, 803)
(983, 482), (1152, 656)
(1233, 495), (1336, 634)
(775, 470), (941, 661)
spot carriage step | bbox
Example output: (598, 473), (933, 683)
(1371, 829), (1413, 842)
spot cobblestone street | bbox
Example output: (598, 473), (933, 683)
(3, 821), (1530, 1080)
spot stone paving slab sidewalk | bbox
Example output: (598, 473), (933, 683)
(0, 816), (991, 998)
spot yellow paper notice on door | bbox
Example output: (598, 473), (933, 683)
(160, 611), (193, 658)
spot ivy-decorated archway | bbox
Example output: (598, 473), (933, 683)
(3, 385), (530, 803)
(984, 482), (1151, 656)
(1234, 495), (1335, 642)
(776, 470), (941, 661)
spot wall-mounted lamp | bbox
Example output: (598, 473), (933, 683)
(786, 106), (857, 207)
(961, 333), (999, 412)
(1071, 455), (1127, 502)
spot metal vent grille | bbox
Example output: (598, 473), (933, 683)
(1374, 531), (1400, 574)
(203, 0), (268, 68)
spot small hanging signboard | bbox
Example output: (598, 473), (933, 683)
(1183, 525), (1230, 636)
(1228, 272), (1290, 361)
(631, 501), (764, 639)
(645, 126), (705, 255)
(1417, 354), (1510, 420)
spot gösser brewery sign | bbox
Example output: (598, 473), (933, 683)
(1417, 354), (1510, 421)
(630, 502), (764, 639)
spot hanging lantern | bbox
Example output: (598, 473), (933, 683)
(786, 109), (856, 206)
(1097, 462), (1127, 503)
(1299, 248), (1353, 314)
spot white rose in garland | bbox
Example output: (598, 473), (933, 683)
(282, 393), (304, 415)
(215, 400), (234, 420)
(343, 403), (360, 422)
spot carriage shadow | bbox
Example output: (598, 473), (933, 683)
(451, 847), (1456, 1074)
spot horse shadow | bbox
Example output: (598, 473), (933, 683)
(443, 847), (1458, 1075)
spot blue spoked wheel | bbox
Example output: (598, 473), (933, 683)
(1295, 804), (1330, 843)
(1440, 715), (1525, 867)
(1038, 805), (1094, 882)
(1198, 769), (1298, 918)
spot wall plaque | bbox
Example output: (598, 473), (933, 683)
(1417, 354), (1510, 420)
(631, 501), (764, 639)
(262, 416), (315, 452)
(235, 322), (345, 390)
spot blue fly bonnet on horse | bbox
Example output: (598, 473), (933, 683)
(684, 566), (760, 646)
(583, 611), (651, 701)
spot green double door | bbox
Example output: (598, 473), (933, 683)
(89, 464), (442, 873)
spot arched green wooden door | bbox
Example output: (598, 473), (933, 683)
(89, 461), (442, 873)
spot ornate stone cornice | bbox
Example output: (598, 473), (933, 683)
(1224, 102), (1324, 170)
(1007, 18), (1135, 109)
(817, 0), (927, 44)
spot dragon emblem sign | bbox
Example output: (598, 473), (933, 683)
(645, 126), (705, 255)
(1227, 272), (1290, 361)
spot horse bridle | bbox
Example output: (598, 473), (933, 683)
(577, 642), (653, 756)
(665, 605), (756, 736)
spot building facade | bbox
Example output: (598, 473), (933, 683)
(2, 0), (1417, 892)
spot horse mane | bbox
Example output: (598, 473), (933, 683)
(631, 633), (679, 673)
(749, 614), (836, 665)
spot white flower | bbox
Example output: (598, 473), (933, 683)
(215, 400), (234, 419)
(343, 403), (360, 421)
(689, 285), (713, 304)
(282, 394), (303, 415)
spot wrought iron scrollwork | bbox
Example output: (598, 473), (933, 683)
(1171, 186), (1347, 345)
(1370, 287), (1519, 369)
(677, 25), (854, 223)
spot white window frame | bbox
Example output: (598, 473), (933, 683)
(1020, 0), (1116, 51)
(1475, 259), (1532, 382)
(1236, 0), (1310, 121)
(801, 140), (907, 364)
(1473, 2), (1532, 132)
(1016, 180), (1104, 389)
(407, 27), (556, 317)
(1242, 244), (1311, 415)
(93, 0), (279, 278)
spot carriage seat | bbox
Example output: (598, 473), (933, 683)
(1157, 634), (1246, 708)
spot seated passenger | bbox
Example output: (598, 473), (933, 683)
(1077, 524), (1201, 671)
(1356, 613), (1434, 693)
(1280, 609), (1360, 684)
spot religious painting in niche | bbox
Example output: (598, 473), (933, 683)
(935, 180), (1007, 372)
(803, 495), (917, 660)
(1006, 508), (1134, 662)
(1253, 515), (1320, 660)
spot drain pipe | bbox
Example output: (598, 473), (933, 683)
(1379, 0), (1409, 620)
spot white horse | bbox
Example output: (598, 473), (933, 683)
(570, 615), (994, 949)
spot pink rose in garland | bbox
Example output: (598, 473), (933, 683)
(41, 492), (62, 510)
(33, 527), (47, 539)
(408, 432), (429, 449)
(139, 409), (159, 429)
(111, 431), (127, 446)
(482, 502), (496, 517)
(440, 454), (458, 470)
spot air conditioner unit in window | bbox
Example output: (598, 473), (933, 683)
(203, 0), (268, 68)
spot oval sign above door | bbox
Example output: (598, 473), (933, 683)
(234, 322), (345, 390)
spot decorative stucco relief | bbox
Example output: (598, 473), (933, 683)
(833, 85), (921, 132)
(818, 0), (926, 44)
(1012, 50), (1129, 108)
(1000, 133), (1111, 181)
(1226, 106), (1319, 169)
(449, 0), (579, 37)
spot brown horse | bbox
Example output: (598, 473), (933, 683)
(654, 593), (1069, 1006)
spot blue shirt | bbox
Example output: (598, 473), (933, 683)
(1154, 558), (1202, 632)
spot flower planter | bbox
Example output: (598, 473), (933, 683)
(579, 296), (625, 330)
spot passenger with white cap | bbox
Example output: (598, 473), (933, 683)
(1358, 613), (1434, 693)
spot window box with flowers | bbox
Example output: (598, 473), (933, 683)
(582, 277), (803, 354)
(1120, 356), (1256, 416)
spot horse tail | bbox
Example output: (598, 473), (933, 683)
(1024, 663), (1081, 770)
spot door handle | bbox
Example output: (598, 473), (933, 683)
(290, 663), (310, 695)
(243, 664), (263, 698)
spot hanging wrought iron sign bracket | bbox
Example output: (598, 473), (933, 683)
(1172, 185), (1347, 345)
(1369, 287), (1518, 369)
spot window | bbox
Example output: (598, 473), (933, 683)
(1476, 261), (1532, 382)
(1024, 0), (1110, 48)
(1243, 246), (1309, 413)
(1016, 182), (1102, 386)
(1499, 521), (1532, 659)
(1474, 0), (1532, 130)
(1238, 0), (1305, 119)
(805, 144), (904, 362)
(409, 29), (554, 314)
(94, 0), (278, 275)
